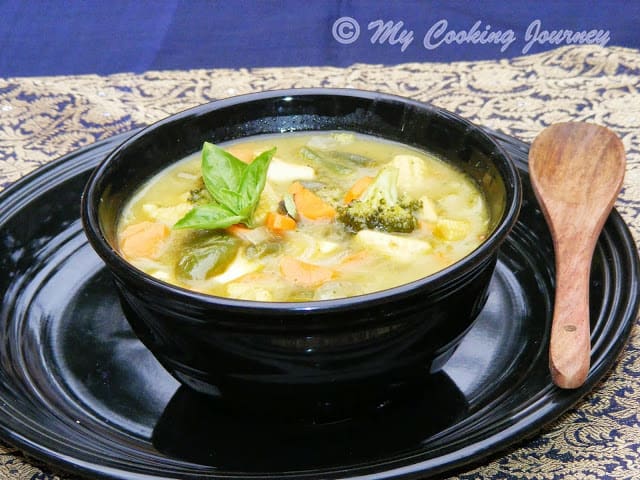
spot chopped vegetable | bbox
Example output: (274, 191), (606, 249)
(279, 256), (334, 287)
(266, 211), (297, 232)
(328, 151), (373, 166)
(418, 195), (439, 222)
(434, 218), (470, 241)
(245, 241), (282, 259)
(299, 147), (353, 174)
(339, 250), (373, 270)
(295, 181), (345, 205)
(120, 221), (170, 259)
(174, 142), (275, 230)
(282, 192), (297, 218)
(299, 147), (375, 173)
(226, 223), (253, 238)
(175, 233), (240, 281)
(418, 220), (435, 235)
(226, 224), (272, 245)
(344, 176), (374, 204)
(337, 166), (421, 233)
(288, 182), (337, 221)
(391, 154), (430, 198)
(252, 182), (281, 225)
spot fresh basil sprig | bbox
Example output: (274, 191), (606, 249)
(174, 142), (275, 230)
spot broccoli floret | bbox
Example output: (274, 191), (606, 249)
(337, 166), (422, 233)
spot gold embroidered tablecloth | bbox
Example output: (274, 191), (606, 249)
(0, 45), (639, 479)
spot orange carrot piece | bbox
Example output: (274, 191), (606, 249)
(279, 257), (334, 287)
(120, 221), (170, 259)
(344, 176), (374, 204)
(226, 224), (272, 244)
(227, 223), (252, 236)
(265, 212), (296, 232)
(288, 181), (305, 195)
(340, 250), (372, 269)
(288, 182), (336, 221)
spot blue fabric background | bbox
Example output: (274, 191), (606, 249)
(1, 0), (638, 76)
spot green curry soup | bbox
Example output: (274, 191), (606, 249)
(117, 132), (490, 301)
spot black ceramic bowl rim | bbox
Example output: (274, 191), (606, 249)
(81, 88), (522, 315)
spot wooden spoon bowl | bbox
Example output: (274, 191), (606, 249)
(529, 122), (626, 389)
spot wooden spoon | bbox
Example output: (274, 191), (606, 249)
(529, 122), (625, 389)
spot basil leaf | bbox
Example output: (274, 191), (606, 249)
(201, 142), (247, 212)
(174, 143), (274, 230)
(173, 203), (244, 230)
(216, 188), (245, 213)
(238, 147), (276, 220)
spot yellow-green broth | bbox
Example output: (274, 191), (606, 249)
(117, 132), (490, 301)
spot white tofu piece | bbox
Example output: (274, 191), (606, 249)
(211, 255), (260, 284)
(267, 157), (315, 183)
(354, 230), (432, 262)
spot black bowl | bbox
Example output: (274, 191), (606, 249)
(81, 89), (521, 418)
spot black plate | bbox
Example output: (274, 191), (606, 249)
(0, 131), (637, 480)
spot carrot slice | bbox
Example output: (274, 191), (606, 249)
(227, 224), (273, 244)
(288, 181), (305, 195)
(339, 250), (372, 269)
(344, 176), (374, 204)
(265, 212), (297, 232)
(227, 223), (252, 236)
(120, 221), (170, 259)
(288, 182), (336, 221)
(280, 257), (334, 287)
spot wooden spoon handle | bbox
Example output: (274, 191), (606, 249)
(548, 234), (595, 388)
(529, 122), (626, 389)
